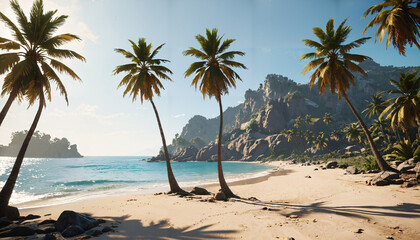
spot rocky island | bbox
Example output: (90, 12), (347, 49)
(0, 131), (83, 158)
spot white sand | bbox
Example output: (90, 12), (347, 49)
(19, 162), (420, 239)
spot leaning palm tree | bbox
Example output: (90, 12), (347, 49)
(0, 0), (84, 217)
(380, 71), (420, 144)
(184, 28), (246, 198)
(362, 0), (420, 56)
(299, 18), (393, 171)
(362, 93), (387, 119)
(113, 38), (185, 195)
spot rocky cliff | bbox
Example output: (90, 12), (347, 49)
(157, 60), (420, 162)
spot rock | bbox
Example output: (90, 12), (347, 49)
(414, 162), (420, 179)
(326, 161), (337, 169)
(102, 226), (113, 233)
(402, 179), (418, 188)
(7, 226), (36, 237)
(390, 178), (404, 185)
(190, 187), (210, 195)
(0, 217), (12, 228)
(55, 211), (98, 232)
(346, 166), (358, 174)
(6, 206), (19, 220)
(354, 228), (364, 234)
(172, 146), (198, 162)
(368, 171), (399, 186)
(61, 225), (85, 237)
(39, 219), (56, 225)
(214, 190), (227, 201)
(305, 175), (311, 178)
(314, 168), (318, 171)
(24, 214), (40, 221)
(367, 169), (380, 174)
(44, 233), (57, 240)
(397, 160), (416, 172)
(86, 229), (102, 236)
(97, 219), (106, 224)
(195, 143), (238, 162)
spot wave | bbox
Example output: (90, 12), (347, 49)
(53, 179), (142, 186)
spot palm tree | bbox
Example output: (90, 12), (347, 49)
(363, 93), (387, 119)
(345, 123), (364, 144)
(362, 0), (420, 56)
(184, 28), (246, 198)
(113, 38), (185, 195)
(304, 114), (313, 125)
(299, 18), (393, 171)
(314, 132), (328, 151)
(304, 130), (315, 145)
(371, 118), (392, 145)
(0, 0), (84, 217)
(380, 71), (420, 144)
(323, 112), (334, 125)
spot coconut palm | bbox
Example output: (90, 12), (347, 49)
(363, 0), (420, 56)
(323, 112), (334, 125)
(184, 28), (246, 198)
(0, 0), (84, 217)
(113, 38), (185, 195)
(385, 140), (420, 161)
(299, 18), (393, 171)
(362, 93), (387, 119)
(304, 114), (313, 125)
(314, 132), (328, 151)
(380, 71), (420, 144)
(345, 123), (364, 144)
(304, 130), (315, 145)
(370, 118), (392, 145)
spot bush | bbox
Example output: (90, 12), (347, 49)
(246, 120), (259, 134)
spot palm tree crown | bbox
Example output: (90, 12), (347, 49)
(363, 0), (420, 55)
(363, 93), (387, 119)
(183, 28), (246, 101)
(380, 71), (420, 133)
(299, 18), (371, 97)
(113, 38), (172, 103)
(0, 0), (85, 105)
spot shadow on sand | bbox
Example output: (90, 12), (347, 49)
(96, 215), (237, 240)
(233, 198), (420, 220)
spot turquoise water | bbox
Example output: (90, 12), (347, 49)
(0, 156), (273, 205)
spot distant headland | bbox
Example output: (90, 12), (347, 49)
(0, 131), (82, 158)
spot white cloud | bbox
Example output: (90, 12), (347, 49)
(173, 113), (185, 118)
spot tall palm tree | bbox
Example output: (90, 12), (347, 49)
(362, 93), (387, 119)
(113, 38), (185, 195)
(363, 0), (420, 55)
(0, 0), (84, 217)
(184, 28), (246, 198)
(323, 112), (334, 125)
(380, 71), (420, 144)
(299, 18), (393, 171)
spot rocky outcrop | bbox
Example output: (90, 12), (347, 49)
(256, 99), (287, 133)
(172, 146), (198, 162)
(366, 171), (400, 186)
(346, 166), (358, 174)
(55, 211), (98, 233)
(195, 143), (240, 162)
(397, 158), (418, 173)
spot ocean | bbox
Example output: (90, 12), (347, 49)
(0, 156), (273, 207)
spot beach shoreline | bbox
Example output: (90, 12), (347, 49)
(18, 161), (420, 240)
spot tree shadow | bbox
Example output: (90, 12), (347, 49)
(98, 215), (237, 240)
(233, 198), (420, 220)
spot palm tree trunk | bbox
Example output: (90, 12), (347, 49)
(217, 97), (235, 198)
(0, 90), (18, 127)
(150, 99), (184, 194)
(0, 94), (44, 217)
(342, 93), (393, 171)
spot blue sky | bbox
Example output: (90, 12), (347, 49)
(0, 0), (419, 156)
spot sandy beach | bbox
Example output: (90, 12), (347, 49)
(18, 161), (420, 240)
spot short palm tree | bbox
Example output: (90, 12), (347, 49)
(345, 123), (364, 144)
(363, 0), (420, 55)
(323, 112), (334, 125)
(304, 114), (313, 125)
(0, 0), (84, 217)
(314, 132), (328, 151)
(113, 38), (185, 195)
(299, 18), (393, 171)
(380, 71), (420, 144)
(362, 93), (387, 119)
(184, 28), (246, 198)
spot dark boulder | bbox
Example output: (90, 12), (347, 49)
(7, 226), (36, 237)
(326, 161), (338, 169)
(346, 166), (358, 174)
(61, 225), (85, 237)
(397, 159), (416, 173)
(55, 210), (98, 232)
(6, 206), (19, 220)
(214, 190), (227, 201)
(190, 187), (210, 195)
(39, 219), (56, 225)
(367, 171), (399, 186)
(0, 217), (12, 228)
